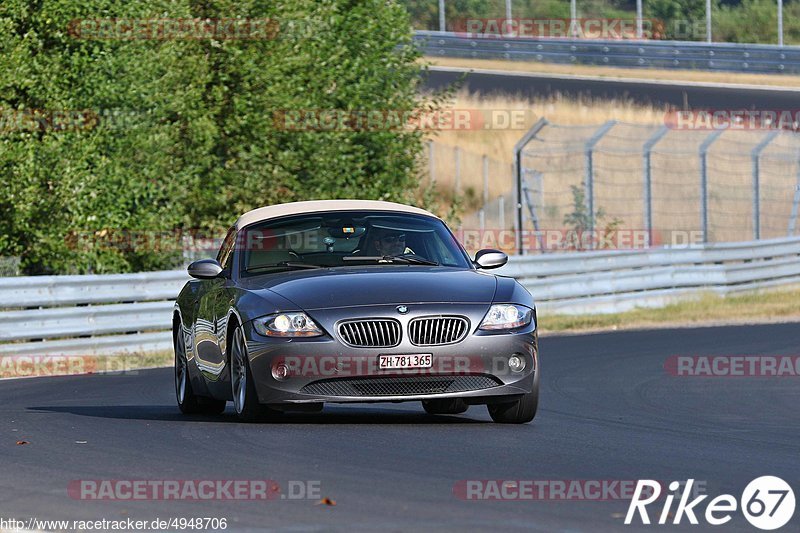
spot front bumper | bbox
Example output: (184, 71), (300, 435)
(242, 304), (538, 405)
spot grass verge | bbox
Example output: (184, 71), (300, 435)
(538, 287), (800, 334)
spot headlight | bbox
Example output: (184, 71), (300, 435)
(479, 304), (533, 331)
(254, 312), (323, 337)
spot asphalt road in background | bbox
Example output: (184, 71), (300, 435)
(2, 323), (799, 532)
(423, 66), (800, 109)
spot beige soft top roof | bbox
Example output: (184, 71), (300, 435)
(235, 200), (439, 229)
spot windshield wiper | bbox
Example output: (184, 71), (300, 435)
(342, 255), (439, 266)
(246, 262), (324, 273)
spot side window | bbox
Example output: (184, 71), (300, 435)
(216, 227), (237, 271)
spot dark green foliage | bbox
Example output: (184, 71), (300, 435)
(1, 0), (433, 274)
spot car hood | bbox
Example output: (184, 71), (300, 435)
(239, 266), (498, 310)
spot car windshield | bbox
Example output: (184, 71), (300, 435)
(238, 211), (471, 275)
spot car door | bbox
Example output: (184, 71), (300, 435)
(194, 227), (237, 381)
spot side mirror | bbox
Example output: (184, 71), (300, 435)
(188, 259), (224, 279)
(474, 249), (508, 270)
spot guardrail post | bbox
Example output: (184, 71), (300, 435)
(699, 129), (725, 243)
(513, 118), (549, 255)
(642, 126), (669, 248)
(585, 121), (617, 250)
(751, 131), (780, 240)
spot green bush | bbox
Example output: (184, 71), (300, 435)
(0, 0), (433, 275)
(713, 0), (795, 44)
(401, 0), (800, 44)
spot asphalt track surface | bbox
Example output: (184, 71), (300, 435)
(2, 322), (799, 532)
(423, 67), (800, 109)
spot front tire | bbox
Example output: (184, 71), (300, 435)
(487, 390), (538, 424)
(175, 327), (226, 415)
(230, 326), (279, 422)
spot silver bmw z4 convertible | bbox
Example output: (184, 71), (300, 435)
(173, 200), (539, 423)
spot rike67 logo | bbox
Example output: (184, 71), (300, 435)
(626, 477), (795, 530)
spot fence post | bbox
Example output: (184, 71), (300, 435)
(498, 195), (505, 230)
(585, 121), (617, 250)
(482, 155), (489, 210)
(438, 0), (446, 32)
(789, 161), (800, 236)
(514, 118), (549, 254)
(751, 131), (780, 240)
(643, 125), (669, 248)
(428, 141), (435, 186)
(699, 129), (725, 244)
(521, 173), (546, 252)
(636, 0), (643, 39)
(454, 147), (461, 193)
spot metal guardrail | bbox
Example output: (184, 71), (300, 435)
(497, 236), (800, 314)
(414, 31), (800, 74)
(1, 236), (798, 356)
(0, 271), (187, 356)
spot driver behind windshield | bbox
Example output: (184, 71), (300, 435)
(373, 229), (408, 256)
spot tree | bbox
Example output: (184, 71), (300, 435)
(0, 0), (434, 274)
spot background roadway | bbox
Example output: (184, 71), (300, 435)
(423, 66), (800, 109)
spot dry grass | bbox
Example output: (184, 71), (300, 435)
(428, 88), (665, 158)
(424, 90), (799, 243)
(426, 57), (800, 88)
(423, 90), (667, 216)
(538, 286), (800, 334)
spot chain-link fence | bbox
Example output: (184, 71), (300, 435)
(425, 120), (800, 254)
(519, 120), (800, 252)
(421, 141), (515, 232)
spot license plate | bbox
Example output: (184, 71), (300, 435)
(378, 354), (432, 370)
